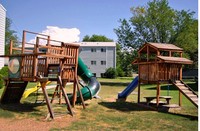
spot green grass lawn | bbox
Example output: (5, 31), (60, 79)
(0, 77), (198, 130)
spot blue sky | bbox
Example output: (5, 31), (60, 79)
(0, 0), (198, 42)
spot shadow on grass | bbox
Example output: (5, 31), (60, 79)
(163, 111), (198, 121)
(147, 85), (177, 90)
(99, 102), (198, 120)
(147, 83), (198, 91)
(100, 82), (130, 87)
(98, 101), (155, 112)
(0, 102), (45, 113)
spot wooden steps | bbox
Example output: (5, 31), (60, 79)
(1, 81), (28, 104)
(172, 80), (198, 108)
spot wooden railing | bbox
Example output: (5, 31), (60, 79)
(7, 30), (79, 82)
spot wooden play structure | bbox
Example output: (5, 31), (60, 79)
(0, 30), (86, 118)
(132, 42), (198, 107)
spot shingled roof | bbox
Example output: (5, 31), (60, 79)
(139, 42), (183, 53)
(157, 56), (193, 64)
(148, 42), (183, 51)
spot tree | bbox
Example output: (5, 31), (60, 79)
(173, 11), (198, 68)
(5, 18), (18, 55)
(82, 34), (113, 42)
(114, 19), (137, 76)
(114, 19), (136, 50)
(129, 0), (176, 44)
(115, 0), (198, 69)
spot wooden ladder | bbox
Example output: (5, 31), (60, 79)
(172, 80), (198, 107)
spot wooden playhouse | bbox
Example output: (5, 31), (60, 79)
(132, 42), (198, 107)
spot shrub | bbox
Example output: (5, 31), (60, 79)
(104, 67), (118, 79)
(0, 66), (8, 77)
(0, 66), (8, 89)
(116, 67), (124, 77)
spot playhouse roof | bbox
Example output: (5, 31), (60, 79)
(139, 42), (183, 53)
(157, 56), (193, 64)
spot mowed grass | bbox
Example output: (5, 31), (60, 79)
(0, 77), (198, 130)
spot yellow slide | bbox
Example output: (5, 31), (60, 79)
(22, 81), (51, 99)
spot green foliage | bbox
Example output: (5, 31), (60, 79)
(114, 19), (136, 49)
(116, 66), (124, 77)
(104, 67), (118, 79)
(0, 66), (8, 89)
(115, 0), (198, 69)
(173, 13), (198, 68)
(0, 66), (8, 77)
(82, 34), (113, 42)
(0, 75), (4, 89)
(5, 18), (19, 55)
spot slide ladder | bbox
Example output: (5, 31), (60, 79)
(172, 80), (198, 107)
(1, 80), (28, 104)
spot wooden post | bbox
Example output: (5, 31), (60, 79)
(156, 82), (160, 107)
(137, 65), (141, 103)
(137, 81), (140, 103)
(20, 31), (26, 77)
(179, 64), (182, 106)
(32, 55), (38, 78)
(179, 91), (182, 106)
(45, 37), (50, 77)
(58, 76), (73, 116)
(50, 85), (59, 103)
(75, 77), (86, 109)
(40, 81), (54, 119)
(147, 46), (149, 62)
(72, 79), (77, 107)
(32, 38), (39, 78)
(180, 52), (183, 57)
(22, 30), (26, 53)
(169, 51), (172, 57)
(59, 83), (63, 104)
(157, 51), (160, 56)
(138, 52), (141, 61)
(47, 36), (50, 46)
(147, 46), (150, 82)
(179, 65), (183, 80)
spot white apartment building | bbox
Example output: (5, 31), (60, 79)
(78, 42), (116, 77)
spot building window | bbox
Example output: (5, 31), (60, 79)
(101, 61), (106, 65)
(91, 61), (96, 65)
(101, 48), (106, 52)
(101, 73), (105, 78)
(91, 48), (96, 52)
(93, 73), (96, 77)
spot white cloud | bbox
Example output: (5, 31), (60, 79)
(28, 26), (80, 45)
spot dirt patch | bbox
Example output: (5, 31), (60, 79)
(0, 113), (79, 130)
(104, 97), (117, 102)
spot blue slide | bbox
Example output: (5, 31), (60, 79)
(118, 76), (139, 99)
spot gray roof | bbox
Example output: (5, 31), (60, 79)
(77, 42), (116, 47)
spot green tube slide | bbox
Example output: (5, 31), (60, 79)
(70, 57), (101, 103)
